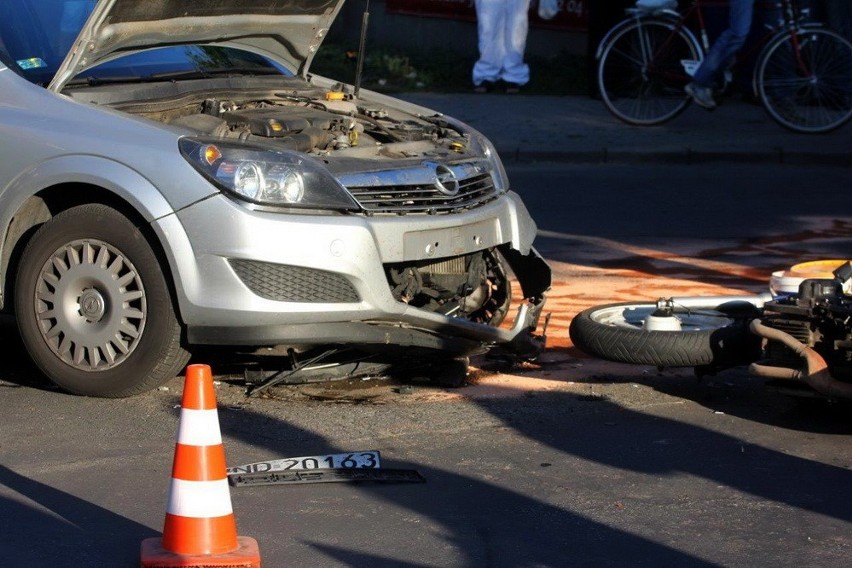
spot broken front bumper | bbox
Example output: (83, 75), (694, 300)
(167, 190), (551, 357)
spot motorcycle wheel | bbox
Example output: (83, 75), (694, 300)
(569, 301), (758, 368)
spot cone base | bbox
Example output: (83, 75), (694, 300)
(140, 535), (261, 567)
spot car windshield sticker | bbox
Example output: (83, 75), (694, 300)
(17, 58), (47, 70)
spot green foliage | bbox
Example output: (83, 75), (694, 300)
(311, 43), (588, 95)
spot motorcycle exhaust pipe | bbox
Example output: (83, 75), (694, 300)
(748, 318), (852, 401)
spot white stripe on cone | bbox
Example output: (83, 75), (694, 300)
(166, 478), (234, 518)
(176, 408), (223, 446)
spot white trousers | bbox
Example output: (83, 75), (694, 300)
(472, 0), (531, 86)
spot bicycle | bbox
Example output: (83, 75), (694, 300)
(595, 0), (852, 133)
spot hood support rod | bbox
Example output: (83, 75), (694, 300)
(354, 0), (371, 99)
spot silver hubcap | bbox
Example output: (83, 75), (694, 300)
(34, 239), (147, 371)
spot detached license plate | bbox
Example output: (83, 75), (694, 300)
(227, 450), (381, 476)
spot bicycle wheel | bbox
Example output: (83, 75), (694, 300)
(757, 27), (852, 134)
(569, 301), (759, 368)
(597, 18), (701, 126)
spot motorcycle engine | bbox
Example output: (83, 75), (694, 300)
(760, 266), (852, 381)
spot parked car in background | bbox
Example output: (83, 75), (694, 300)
(0, 0), (550, 397)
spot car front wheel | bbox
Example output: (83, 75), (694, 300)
(14, 204), (190, 397)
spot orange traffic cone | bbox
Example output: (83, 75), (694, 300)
(141, 364), (261, 567)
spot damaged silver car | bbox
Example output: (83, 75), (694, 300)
(0, 0), (550, 397)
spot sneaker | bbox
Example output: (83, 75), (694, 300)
(685, 82), (716, 110)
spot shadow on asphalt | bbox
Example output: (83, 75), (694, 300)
(496, 344), (852, 435)
(226, 396), (851, 565)
(0, 465), (158, 565)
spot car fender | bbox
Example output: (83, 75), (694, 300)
(0, 154), (180, 221)
(0, 154), (200, 313)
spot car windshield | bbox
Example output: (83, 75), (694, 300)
(0, 0), (286, 87)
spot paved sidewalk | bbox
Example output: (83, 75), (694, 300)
(398, 92), (851, 166)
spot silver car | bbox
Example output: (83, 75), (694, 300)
(0, 0), (550, 397)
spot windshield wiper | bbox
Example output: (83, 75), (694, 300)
(147, 67), (282, 80)
(64, 67), (282, 88)
(65, 75), (150, 87)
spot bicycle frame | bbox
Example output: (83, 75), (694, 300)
(753, 0), (818, 82)
(596, 0), (812, 91)
(596, 0), (851, 131)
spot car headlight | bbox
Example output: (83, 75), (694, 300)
(470, 133), (509, 193)
(179, 137), (359, 210)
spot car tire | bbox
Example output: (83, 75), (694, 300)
(14, 204), (190, 397)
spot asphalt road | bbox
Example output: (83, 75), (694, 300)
(1, 162), (851, 567)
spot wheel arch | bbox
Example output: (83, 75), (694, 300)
(0, 156), (186, 319)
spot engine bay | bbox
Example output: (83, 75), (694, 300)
(76, 78), (474, 162)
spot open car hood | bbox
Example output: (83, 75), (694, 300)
(48, 0), (344, 92)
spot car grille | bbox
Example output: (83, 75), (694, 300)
(347, 173), (497, 215)
(229, 259), (359, 303)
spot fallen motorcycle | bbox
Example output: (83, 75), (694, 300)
(569, 260), (852, 401)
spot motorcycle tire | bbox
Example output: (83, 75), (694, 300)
(569, 301), (759, 368)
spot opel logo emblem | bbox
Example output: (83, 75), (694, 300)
(434, 165), (460, 196)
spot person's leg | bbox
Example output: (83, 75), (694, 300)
(499, 0), (531, 87)
(693, 0), (755, 88)
(473, 0), (507, 87)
